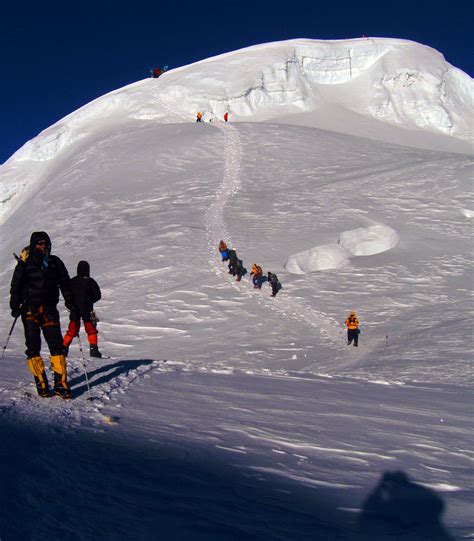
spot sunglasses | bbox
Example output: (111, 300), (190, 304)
(36, 241), (48, 246)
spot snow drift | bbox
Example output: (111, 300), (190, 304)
(285, 224), (400, 274)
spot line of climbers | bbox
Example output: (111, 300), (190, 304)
(9, 232), (103, 400)
(218, 240), (282, 297)
(218, 241), (361, 344)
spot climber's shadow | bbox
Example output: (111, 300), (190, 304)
(356, 470), (453, 540)
(70, 358), (156, 398)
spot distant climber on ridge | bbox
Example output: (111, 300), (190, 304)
(151, 66), (167, 78)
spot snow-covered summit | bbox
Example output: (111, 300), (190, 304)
(8, 38), (474, 163)
(1, 37), (472, 223)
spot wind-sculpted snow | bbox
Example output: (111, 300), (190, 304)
(285, 244), (351, 274)
(339, 224), (399, 257)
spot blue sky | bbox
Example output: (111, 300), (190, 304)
(1, 0), (472, 164)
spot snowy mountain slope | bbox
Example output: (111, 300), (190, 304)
(0, 39), (473, 540)
(0, 119), (472, 538)
(2, 121), (472, 382)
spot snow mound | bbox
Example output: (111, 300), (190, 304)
(285, 223), (399, 273)
(285, 244), (351, 274)
(338, 224), (400, 256)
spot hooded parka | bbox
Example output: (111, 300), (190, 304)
(10, 232), (74, 313)
(70, 260), (101, 320)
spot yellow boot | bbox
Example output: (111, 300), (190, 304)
(50, 354), (72, 399)
(27, 356), (50, 397)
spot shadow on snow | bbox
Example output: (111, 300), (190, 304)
(0, 416), (453, 541)
(69, 358), (155, 398)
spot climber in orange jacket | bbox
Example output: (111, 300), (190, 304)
(345, 310), (360, 347)
(250, 264), (265, 289)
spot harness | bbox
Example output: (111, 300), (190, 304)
(25, 306), (59, 328)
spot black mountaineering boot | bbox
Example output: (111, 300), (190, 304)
(34, 376), (51, 397)
(53, 372), (72, 399)
(90, 345), (102, 358)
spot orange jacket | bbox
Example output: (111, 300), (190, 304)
(219, 240), (227, 252)
(345, 315), (359, 330)
(250, 264), (262, 277)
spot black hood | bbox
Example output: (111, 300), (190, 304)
(77, 260), (90, 277)
(29, 231), (51, 251)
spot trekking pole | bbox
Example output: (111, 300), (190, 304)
(339, 328), (346, 345)
(1, 317), (19, 361)
(78, 333), (93, 399)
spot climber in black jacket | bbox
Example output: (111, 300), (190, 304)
(10, 231), (76, 399)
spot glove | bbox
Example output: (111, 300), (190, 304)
(11, 306), (22, 318)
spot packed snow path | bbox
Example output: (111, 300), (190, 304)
(205, 122), (242, 269)
(205, 122), (343, 346)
